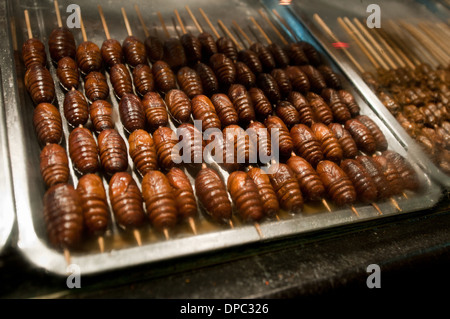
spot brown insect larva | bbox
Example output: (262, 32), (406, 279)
(142, 170), (178, 232)
(286, 43), (309, 66)
(356, 155), (392, 200)
(300, 65), (327, 93)
(248, 87), (273, 120)
(345, 118), (377, 155)
(145, 36), (164, 63)
(270, 68), (292, 98)
(142, 92), (169, 132)
(84, 71), (109, 102)
(76, 174), (109, 235)
(268, 163), (303, 213)
(372, 155), (403, 196)
(119, 93), (146, 133)
(163, 37), (187, 70)
(228, 84), (256, 125)
(128, 129), (159, 177)
(166, 167), (198, 221)
(152, 60), (177, 94)
(338, 90), (360, 117)
(317, 65), (341, 89)
(24, 64), (55, 105)
(340, 159), (378, 203)
(122, 36), (147, 68)
(290, 124), (324, 167)
(211, 93), (239, 128)
(223, 124), (257, 165)
(287, 91), (316, 126)
(194, 166), (232, 223)
(297, 41), (322, 66)
(227, 171), (264, 222)
(217, 37), (238, 61)
(257, 73), (281, 104)
(382, 150), (421, 192)
(48, 27), (76, 62)
(109, 172), (146, 229)
(307, 92), (334, 125)
(22, 38), (47, 69)
(379, 91), (401, 115)
(268, 43), (290, 68)
(198, 32), (218, 59)
(177, 123), (205, 165)
(247, 121), (272, 163)
(33, 103), (63, 145)
(286, 155), (326, 202)
(63, 89), (89, 128)
(235, 61), (256, 89)
(181, 33), (202, 65)
(285, 65), (310, 94)
(265, 115), (294, 158)
(250, 42), (276, 72)
(177, 66), (204, 99)
(68, 127), (99, 175)
(247, 167), (279, 217)
(101, 38), (124, 68)
(97, 129), (128, 175)
(209, 53), (236, 86)
(356, 115), (388, 152)
(132, 64), (155, 97)
(90, 100), (114, 133)
(43, 183), (83, 249)
(195, 62), (219, 96)
(165, 89), (192, 124)
(56, 56), (79, 90)
(109, 63), (133, 99)
(321, 88), (351, 124)
(275, 100), (300, 128)
(316, 160), (357, 207)
(153, 126), (180, 170)
(238, 49), (263, 75)
(328, 123), (358, 159)
(76, 41), (102, 75)
(311, 123), (343, 163)
(40, 143), (69, 188)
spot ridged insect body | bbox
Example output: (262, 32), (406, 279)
(40, 143), (70, 188)
(68, 127), (100, 175)
(33, 103), (63, 146)
(128, 129), (159, 177)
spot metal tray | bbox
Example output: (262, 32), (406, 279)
(271, 0), (450, 188)
(3, 0), (442, 276)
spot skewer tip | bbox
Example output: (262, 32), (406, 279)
(322, 198), (332, 213)
(163, 228), (170, 240)
(63, 248), (71, 265)
(254, 222), (263, 238)
(350, 205), (360, 217)
(188, 217), (197, 235)
(98, 236), (105, 253)
(390, 197), (402, 212)
(133, 229), (142, 246)
(228, 219), (234, 229)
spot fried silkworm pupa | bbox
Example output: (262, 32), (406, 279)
(142, 170), (178, 232)
(228, 84), (256, 125)
(211, 93), (239, 128)
(84, 71), (109, 102)
(33, 103), (63, 145)
(132, 64), (155, 97)
(328, 123), (358, 159)
(247, 167), (279, 217)
(177, 66), (204, 99)
(345, 118), (377, 155)
(286, 155), (325, 202)
(268, 43), (290, 68)
(311, 122), (343, 162)
(198, 32), (218, 59)
(24, 64), (55, 105)
(153, 126), (180, 170)
(163, 37), (187, 70)
(317, 65), (341, 89)
(217, 37), (238, 61)
(340, 159), (378, 203)
(248, 87), (273, 120)
(191, 95), (222, 132)
(270, 68), (292, 98)
(40, 143), (69, 188)
(285, 65), (310, 94)
(68, 127), (99, 175)
(356, 155), (392, 200)
(77, 174), (109, 235)
(48, 27), (76, 62)
(290, 124), (324, 167)
(265, 115), (294, 158)
(142, 92), (169, 132)
(223, 124), (257, 165)
(97, 129), (128, 175)
(307, 92), (334, 125)
(181, 33), (202, 65)
(257, 73), (281, 104)
(238, 49), (263, 75)
(286, 43), (309, 66)
(372, 155), (403, 196)
(76, 41), (102, 75)
(177, 123), (205, 165)
(248, 121), (272, 163)
(321, 88), (351, 123)
(250, 42), (276, 72)
(165, 89), (192, 124)
(166, 167), (198, 221)
(43, 183), (83, 249)
(316, 160), (357, 207)
(356, 115), (388, 152)
(209, 53), (236, 87)
(287, 91), (316, 126)
(56, 56), (79, 90)
(109, 63), (133, 99)
(227, 171), (264, 222)
(122, 35), (147, 68)
(297, 41), (322, 66)
(90, 100), (114, 133)
(300, 65), (327, 93)
(152, 60), (177, 94)
(275, 100), (300, 128)
(63, 89), (89, 128)
(22, 38), (46, 69)
(128, 129), (159, 177)
(235, 61), (256, 89)
(194, 166), (232, 224)
(119, 93), (146, 133)
(109, 172), (146, 229)
(145, 35), (164, 63)
(101, 38), (124, 68)
(268, 163), (303, 213)
(382, 150), (421, 192)
(195, 62), (219, 96)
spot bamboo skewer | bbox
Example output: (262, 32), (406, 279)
(217, 20), (243, 51)
(258, 9), (288, 45)
(250, 17), (273, 45)
(379, 27), (421, 67)
(24, 10), (33, 39)
(157, 12), (171, 39)
(77, 7), (88, 43)
(369, 26), (407, 69)
(174, 9), (187, 35)
(271, 8), (299, 42)
(375, 28), (417, 69)
(54, 0), (63, 28)
(232, 20), (253, 47)
(98, 5), (111, 40)
(198, 8), (220, 39)
(418, 22), (450, 56)
(135, 5), (150, 38)
(121, 7), (134, 37)
(185, 5), (203, 33)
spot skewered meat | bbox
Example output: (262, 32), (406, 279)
(290, 124), (324, 167)
(97, 129), (128, 175)
(235, 61), (256, 88)
(228, 84), (256, 125)
(248, 87), (273, 120)
(311, 122), (343, 162)
(166, 167), (198, 221)
(109, 63), (133, 99)
(101, 38), (124, 68)
(25, 64), (55, 105)
(328, 123), (358, 159)
(340, 159), (378, 203)
(90, 100), (114, 133)
(118, 93), (146, 133)
(152, 60), (177, 93)
(211, 93), (239, 127)
(177, 66), (204, 99)
(84, 71), (109, 102)
(40, 143), (69, 188)
(122, 35), (147, 68)
(153, 126), (180, 170)
(76, 41), (102, 74)
(287, 91), (316, 126)
(345, 118), (377, 154)
(142, 92), (169, 132)
(48, 27), (76, 62)
(68, 126), (99, 175)
(165, 89), (192, 124)
(56, 56), (79, 90)
(22, 38), (47, 69)
(128, 129), (159, 177)
(265, 115), (294, 158)
(247, 166), (279, 217)
(268, 163), (303, 213)
(63, 89), (89, 128)
(33, 103), (63, 145)
(191, 95), (222, 131)
(132, 64), (155, 96)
